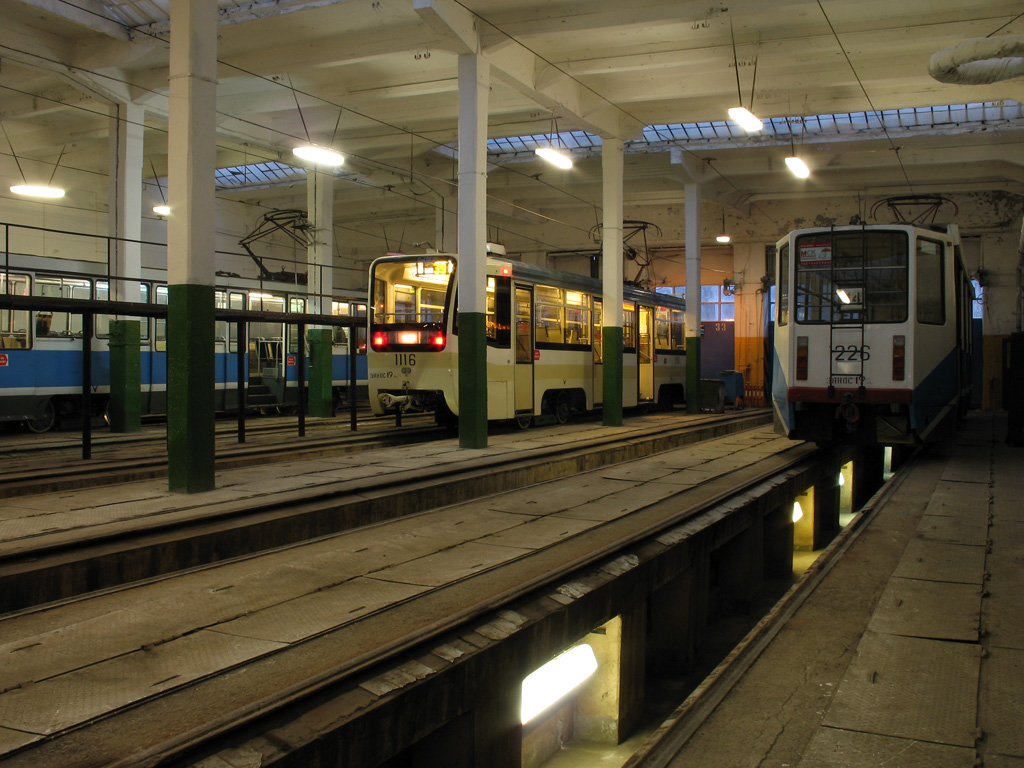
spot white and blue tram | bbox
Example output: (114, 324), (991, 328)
(0, 254), (367, 432)
(771, 223), (973, 445)
(367, 252), (688, 426)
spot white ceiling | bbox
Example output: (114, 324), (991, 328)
(1, 0), (1023, 232)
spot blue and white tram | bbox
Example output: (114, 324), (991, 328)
(0, 255), (367, 431)
(771, 223), (973, 445)
(367, 252), (688, 426)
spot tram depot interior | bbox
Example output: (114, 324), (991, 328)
(0, 0), (1021, 411)
(0, 2), (1023, 767)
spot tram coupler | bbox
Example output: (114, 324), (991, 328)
(836, 392), (861, 433)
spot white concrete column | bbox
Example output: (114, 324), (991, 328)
(602, 137), (624, 329)
(108, 101), (144, 303)
(457, 52), (488, 314)
(685, 183), (702, 340)
(685, 182), (702, 412)
(307, 168), (334, 315)
(167, 0), (216, 288)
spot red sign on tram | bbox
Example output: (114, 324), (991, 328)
(0, 354), (8, 366)
(286, 355), (296, 366)
(534, 349), (540, 361)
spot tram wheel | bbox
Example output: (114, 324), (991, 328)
(515, 413), (532, 430)
(554, 392), (571, 424)
(25, 399), (56, 433)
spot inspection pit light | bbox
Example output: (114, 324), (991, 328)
(521, 644), (598, 724)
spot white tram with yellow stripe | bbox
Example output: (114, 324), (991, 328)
(367, 253), (688, 427)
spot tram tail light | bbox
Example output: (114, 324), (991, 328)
(371, 331), (388, 350)
(796, 336), (808, 380)
(429, 330), (446, 349)
(892, 335), (905, 381)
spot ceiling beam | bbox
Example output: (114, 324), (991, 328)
(12, 0), (130, 41)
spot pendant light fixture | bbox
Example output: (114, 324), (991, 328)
(727, 19), (762, 133)
(716, 208), (731, 243)
(535, 114), (573, 169)
(292, 145), (345, 167)
(289, 76), (345, 167)
(786, 117), (810, 178)
(4, 125), (66, 199)
(150, 159), (170, 216)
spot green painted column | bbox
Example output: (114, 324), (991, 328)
(458, 311), (488, 448)
(307, 327), (334, 418)
(166, 0), (217, 493)
(108, 319), (141, 432)
(686, 335), (701, 414)
(167, 284), (215, 492)
(603, 326), (624, 426)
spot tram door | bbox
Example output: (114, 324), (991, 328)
(639, 305), (654, 401)
(514, 287), (534, 414)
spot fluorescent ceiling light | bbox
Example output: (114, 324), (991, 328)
(836, 288), (852, 304)
(716, 234), (732, 243)
(727, 107), (763, 133)
(535, 146), (573, 169)
(153, 205), (171, 216)
(292, 145), (345, 167)
(785, 156), (810, 178)
(521, 644), (598, 724)
(11, 184), (65, 199)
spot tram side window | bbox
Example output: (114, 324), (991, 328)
(35, 276), (89, 337)
(565, 290), (591, 346)
(486, 276), (511, 348)
(593, 299), (603, 363)
(536, 285), (565, 344)
(0, 273), (29, 348)
(289, 297), (306, 350)
(95, 280), (149, 341)
(622, 303), (636, 351)
(227, 292), (244, 352)
(214, 291), (229, 344)
(155, 285), (168, 351)
(332, 300), (368, 352)
(672, 309), (685, 349)
(917, 239), (945, 325)
(655, 306), (686, 352)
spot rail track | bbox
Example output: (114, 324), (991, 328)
(0, 411), (440, 498)
(0, 412), (833, 768)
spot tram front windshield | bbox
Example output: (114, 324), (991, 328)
(371, 258), (455, 330)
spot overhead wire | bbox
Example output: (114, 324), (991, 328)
(814, 0), (916, 195)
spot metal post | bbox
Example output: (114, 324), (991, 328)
(349, 324), (358, 432)
(297, 321), (305, 438)
(81, 312), (93, 460)
(236, 319), (246, 444)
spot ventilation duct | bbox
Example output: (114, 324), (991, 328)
(929, 36), (1024, 85)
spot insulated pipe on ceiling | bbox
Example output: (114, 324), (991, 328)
(929, 36), (1024, 84)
